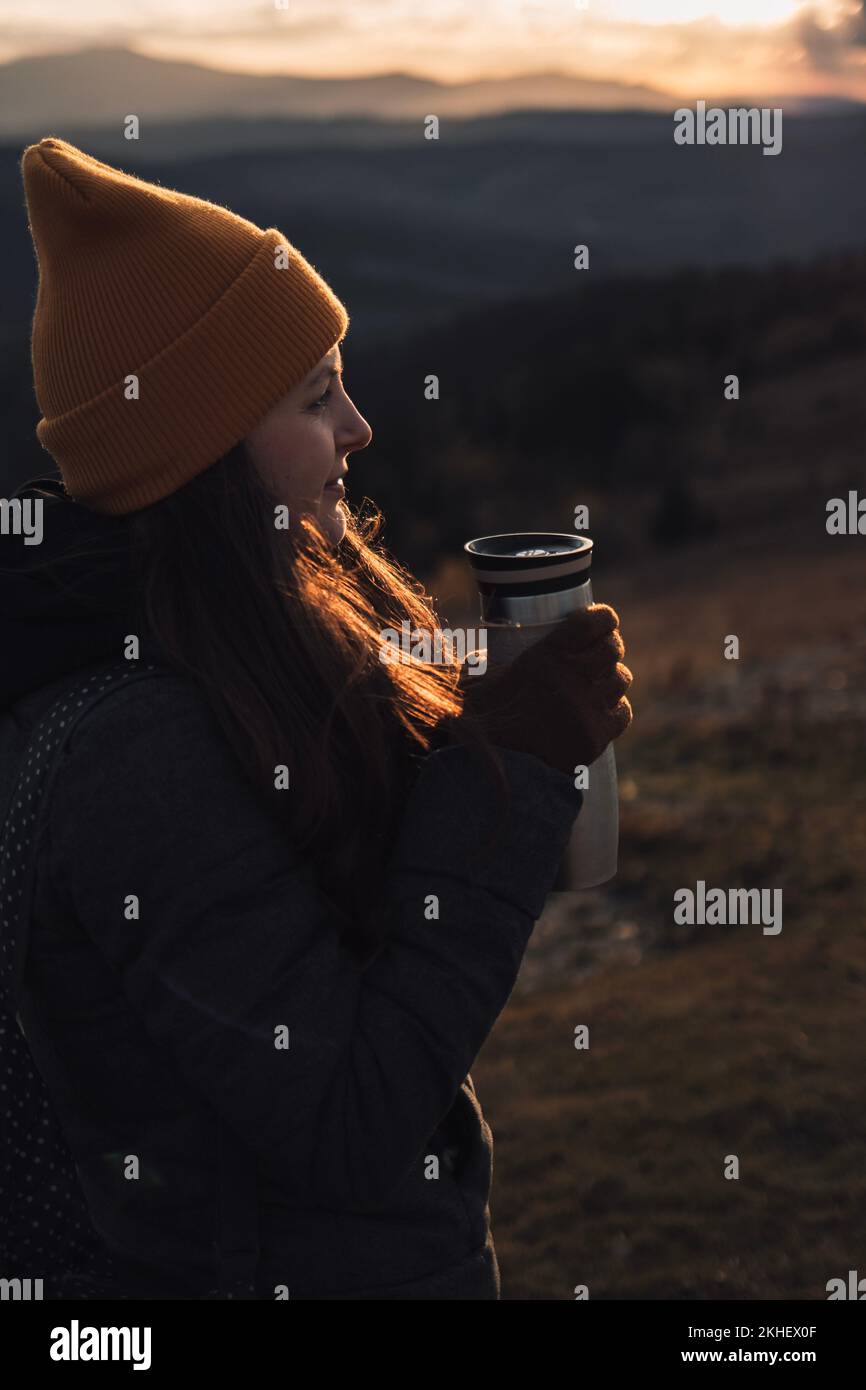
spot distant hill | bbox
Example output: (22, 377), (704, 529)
(0, 45), (676, 138)
(3, 108), (865, 347)
(338, 251), (866, 572)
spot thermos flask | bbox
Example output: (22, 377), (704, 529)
(464, 532), (619, 889)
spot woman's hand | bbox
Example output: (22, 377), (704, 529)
(451, 603), (633, 777)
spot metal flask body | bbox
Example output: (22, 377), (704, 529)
(464, 532), (619, 890)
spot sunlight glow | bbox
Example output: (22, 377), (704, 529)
(608, 0), (830, 26)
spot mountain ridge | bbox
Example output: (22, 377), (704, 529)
(0, 44), (687, 133)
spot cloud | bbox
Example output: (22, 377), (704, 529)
(0, 1), (350, 53)
(0, 0), (864, 102)
(797, 3), (866, 70)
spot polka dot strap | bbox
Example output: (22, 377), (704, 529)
(0, 659), (170, 1295)
(2, 660), (167, 1010)
(0, 658), (259, 1299)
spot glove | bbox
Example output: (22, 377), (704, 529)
(450, 603), (633, 777)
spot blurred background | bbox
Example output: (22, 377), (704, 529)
(1, 0), (865, 1299)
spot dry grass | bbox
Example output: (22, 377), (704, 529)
(469, 541), (866, 1299)
(479, 906), (866, 1299)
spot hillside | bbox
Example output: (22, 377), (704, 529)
(482, 890), (866, 1299)
(476, 537), (866, 1299)
(345, 252), (866, 577)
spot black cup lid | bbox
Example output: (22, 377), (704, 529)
(465, 532), (592, 584)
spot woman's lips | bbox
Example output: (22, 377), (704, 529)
(323, 477), (346, 495)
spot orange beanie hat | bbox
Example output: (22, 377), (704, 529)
(20, 137), (349, 515)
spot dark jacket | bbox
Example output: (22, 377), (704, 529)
(0, 477), (583, 1299)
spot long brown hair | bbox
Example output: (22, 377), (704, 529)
(123, 441), (500, 959)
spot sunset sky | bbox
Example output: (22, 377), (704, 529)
(1, 0), (865, 100)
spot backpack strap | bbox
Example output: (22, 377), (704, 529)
(3, 660), (165, 1010)
(0, 658), (260, 1297)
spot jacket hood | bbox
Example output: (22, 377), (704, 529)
(0, 475), (151, 711)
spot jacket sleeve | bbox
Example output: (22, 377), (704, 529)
(44, 675), (583, 1206)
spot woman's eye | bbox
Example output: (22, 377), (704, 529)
(309, 388), (332, 412)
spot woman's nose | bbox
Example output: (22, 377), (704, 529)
(344, 400), (373, 453)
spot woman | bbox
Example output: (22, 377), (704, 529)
(0, 138), (633, 1299)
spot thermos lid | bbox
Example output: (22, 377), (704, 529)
(465, 532), (593, 586)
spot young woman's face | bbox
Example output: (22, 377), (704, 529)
(244, 343), (372, 545)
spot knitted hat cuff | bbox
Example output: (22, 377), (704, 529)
(35, 228), (349, 515)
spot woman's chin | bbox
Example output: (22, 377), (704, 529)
(319, 499), (348, 546)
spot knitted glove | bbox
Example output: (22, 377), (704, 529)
(452, 603), (633, 777)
